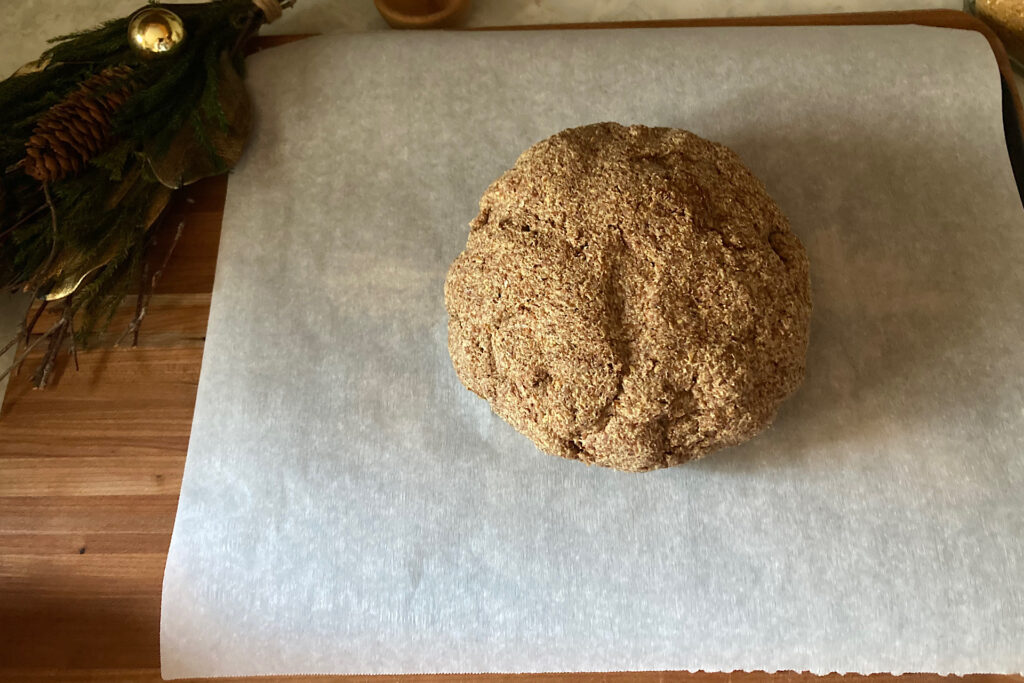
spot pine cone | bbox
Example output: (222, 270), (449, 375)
(23, 65), (136, 182)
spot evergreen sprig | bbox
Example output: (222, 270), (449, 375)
(0, 0), (267, 386)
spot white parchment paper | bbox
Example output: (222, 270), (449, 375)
(161, 26), (1024, 678)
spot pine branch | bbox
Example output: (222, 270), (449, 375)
(0, 0), (290, 388)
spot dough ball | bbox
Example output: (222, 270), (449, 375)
(444, 123), (811, 472)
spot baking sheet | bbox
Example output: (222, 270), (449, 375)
(161, 25), (1024, 678)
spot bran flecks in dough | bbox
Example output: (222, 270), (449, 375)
(445, 123), (811, 472)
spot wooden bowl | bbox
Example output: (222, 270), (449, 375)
(373, 0), (471, 29)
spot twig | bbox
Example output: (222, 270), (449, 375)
(0, 334), (20, 359)
(67, 296), (79, 372)
(231, 10), (259, 57)
(149, 220), (184, 298)
(33, 314), (68, 389)
(0, 296), (36, 358)
(68, 321), (79, 371)
(24, 299), (48, 346)
(114, 309), (139, 348)
(116, 236), (155, 348)
(0, 318), (64, 384)
(40, 181), (60, 280)
(0, 204), (47, 241)
(132, 258), (150, 348)
(116, 221), (184, 347)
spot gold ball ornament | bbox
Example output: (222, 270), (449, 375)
(127, 7), (186, 56)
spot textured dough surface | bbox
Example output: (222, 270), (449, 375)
(444, 123), (811, 472)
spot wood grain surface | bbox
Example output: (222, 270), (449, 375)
(2, 10), (1023, 683)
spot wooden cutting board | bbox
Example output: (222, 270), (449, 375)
(2, 9), (1022, 683)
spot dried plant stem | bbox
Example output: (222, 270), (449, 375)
(25, 299), (48, 346)
(67, 298), (79, 372)
(116, 220), (184, 347)
(33, 314), (68, 388)
(39, 182), (59, 281)
(231, 11), (258, 57)
(131, 258), (150, 348)
(0, 334), (19, 359)
(0, 204), (47, 241)
(0, 296), (36, 359)
(0, 317), (64, 384)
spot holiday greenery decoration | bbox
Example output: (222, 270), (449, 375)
(0, 0), (291, 387)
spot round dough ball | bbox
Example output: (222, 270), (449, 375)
(444, 122), (811, 472)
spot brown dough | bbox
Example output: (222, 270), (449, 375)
(444, 123), (811, 472)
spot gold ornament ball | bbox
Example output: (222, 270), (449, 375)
(128, 7), (186, 56)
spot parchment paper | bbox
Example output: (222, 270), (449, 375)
(161, 26), (1024, 678)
